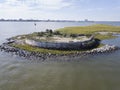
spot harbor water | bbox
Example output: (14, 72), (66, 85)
(0, 21), (120, 90)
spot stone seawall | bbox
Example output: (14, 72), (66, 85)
(0, 43), (119, 61)
(25, 37), (96, 50)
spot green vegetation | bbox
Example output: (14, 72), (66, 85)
(10, 44), (84, 55)
(56, 24), (120, 34)
(56, 24), (120, 40)
(95, 34), (117, 40)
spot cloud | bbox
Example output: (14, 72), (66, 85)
(0, 0), (72, 10)
(0, 0), (72, 19)
(38, 0), (71, 10)
(0, 0), (120, 20)
(85, 8), (104, 11)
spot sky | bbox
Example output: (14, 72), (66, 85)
(0, 0), (120, 21)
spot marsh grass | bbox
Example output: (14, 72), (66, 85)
(56, 24), (120, 34)
(95, 34), (117, 40)
(56, 24), (120, 40)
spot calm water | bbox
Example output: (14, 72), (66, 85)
(0, 21), (120, 90)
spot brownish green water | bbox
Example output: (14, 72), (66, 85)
(0, 21), (120, 90)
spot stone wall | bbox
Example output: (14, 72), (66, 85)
(25, 37), (96, 50)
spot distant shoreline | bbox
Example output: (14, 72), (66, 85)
(0, 20), (94, 22)
(0, 19), (120, 22)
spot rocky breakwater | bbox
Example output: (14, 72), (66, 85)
(0, 43), (48, 60)
(87, 45), (119, 54)
(0, 41), (119, 60)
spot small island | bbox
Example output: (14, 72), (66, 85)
(0, 24), (120, 60)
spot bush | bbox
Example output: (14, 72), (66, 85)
(70, 34), (78, 38)
(53, 31), (61, 35)
(46, 29), (53, 34)
(37, 32), (45, 36)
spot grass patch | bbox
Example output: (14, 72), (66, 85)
(96, 43), (105, 48)
(56, 24), (120, 40)
(95, 34), (117, 40)
(10, 44), (84, 55)
(56, 24), (120, 34)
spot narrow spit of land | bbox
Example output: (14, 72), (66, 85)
(0, 24), (120, 60)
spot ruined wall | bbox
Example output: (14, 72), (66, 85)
(25, 37), (96, 50)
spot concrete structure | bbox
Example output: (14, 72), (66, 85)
(24, 36), (96, 50)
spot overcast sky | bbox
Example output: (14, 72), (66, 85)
(0, 0), (120, 21)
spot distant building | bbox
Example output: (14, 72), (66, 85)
(19, 18), (23, 21)
(85, 19), (88, 22)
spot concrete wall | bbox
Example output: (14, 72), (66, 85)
(25, 37), (96, 50)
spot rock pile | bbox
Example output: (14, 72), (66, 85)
(0, 43), (119, 60)
(87, 45), (119, 54)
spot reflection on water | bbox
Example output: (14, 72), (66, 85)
(0, 22), (120, 90)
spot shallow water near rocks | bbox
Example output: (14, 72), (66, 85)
(0, 21), (120, 90)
